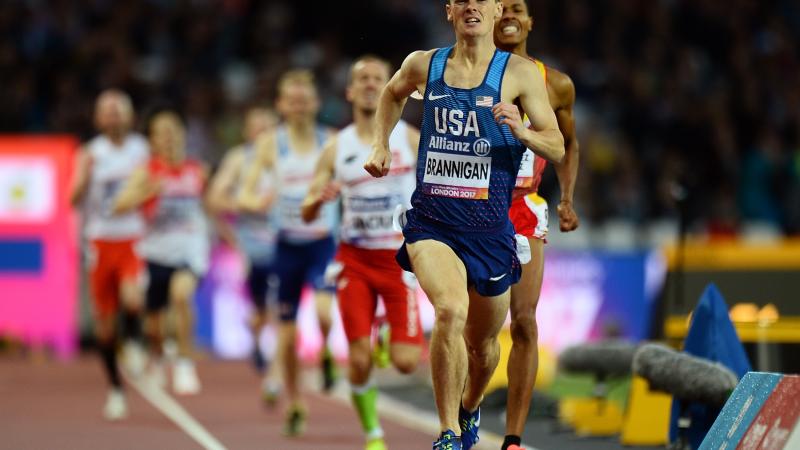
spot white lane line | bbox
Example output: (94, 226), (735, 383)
(127, 377), (227, 450)
(329, 380), (542, 450)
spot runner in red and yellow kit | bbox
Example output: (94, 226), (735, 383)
(495, 1), (581, 449)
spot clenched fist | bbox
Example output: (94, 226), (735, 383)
(557, 200), (579, 232)
(364, 145), (392, 178)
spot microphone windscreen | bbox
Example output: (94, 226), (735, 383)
(632, 343), (739, 407)
(558, 341), (638, 378)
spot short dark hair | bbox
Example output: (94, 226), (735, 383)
(143, 104), (186, 135)
(349, 54), (392, 84)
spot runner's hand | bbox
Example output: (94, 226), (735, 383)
(364, 145), (392, 178)
(319, 181), (341, 202)
(557, 200), (579, 232)
(492, 102), (526, 139)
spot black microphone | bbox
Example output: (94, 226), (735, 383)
(632, 343), (739, 407)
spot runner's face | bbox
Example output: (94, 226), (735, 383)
(277, 84), (319, 123)
(447, 0), (502, 38)
(243, 110), (275, 142)
(347, 61), (390, 113)
(495, 0), (532, 48)
(150, 114), (186, 162)
(95, 95), (132, 136)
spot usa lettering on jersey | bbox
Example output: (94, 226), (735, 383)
(433, 107), (480, 137)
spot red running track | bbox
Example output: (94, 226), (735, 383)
(0, 356), (437, 450)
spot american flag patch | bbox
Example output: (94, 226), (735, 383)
(475, 96), (493, 107)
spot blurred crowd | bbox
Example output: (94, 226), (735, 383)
(2, 0), (799, 235)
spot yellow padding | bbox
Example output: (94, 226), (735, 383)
(620, 376), (672, 446)
(559, 398), (624, 436)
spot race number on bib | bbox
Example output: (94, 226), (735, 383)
(278, 195), (306, 229)
(422, 151), (491, 200)
(515, 149), (535, 188)
(153, 197), (198, 229)
(100, 179), (124, 217)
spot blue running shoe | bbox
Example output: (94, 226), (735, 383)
(459, 405), (480, 450)
(433, 430), (462, 450)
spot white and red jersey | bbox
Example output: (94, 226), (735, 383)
(137, 157), (209, 274)
(84, 133), (149, 240)
(336, 120), (416, 250)
(514, 59), (549, 196)
(274, 125), (336, 243)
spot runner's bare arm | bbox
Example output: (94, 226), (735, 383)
(549, 69), (580, 231)
(494, 56), (564, 163)
(207, 147), (244, 215)
(111, 167), (157, 214)
(237, 131), (277, 214)
(69, 146), (92, 207)
(365, 50), (431, 178)
(301, 135), (339, 223)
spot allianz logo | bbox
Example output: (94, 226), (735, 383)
(428, 135), (492, 157)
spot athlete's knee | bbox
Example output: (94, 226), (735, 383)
(170, 271), (197, 304)
(465, 336), (499, 363)
(120, 280), (143, 312)
(348, 348), (372, 379)
(433, 299), (468, 332)
(391, 353), (419, 374)
(510, 309), (538, 345)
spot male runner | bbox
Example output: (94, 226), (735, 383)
(113, 110), (210, 396)
(494, 2), (580, 448)
(207, 107), (280, 384)
(239, 70), (337, 435)
(301, 55), (423, 450)
(364, 1), (564, 448)
(70, 89), (148, 420)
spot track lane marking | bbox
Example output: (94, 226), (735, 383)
(126, 375), (227, 450)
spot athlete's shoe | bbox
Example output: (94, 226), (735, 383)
(122, 340), (147, 377)
(365, 437), (388, 450)
(458, 405), (480, 450)
(372, 322), (391, 369)
(146, 359), (168, 388)
(103, 389), (128, 421)
(433, 430), (462, 450)
(173, 359), (201, 395)
(321, 349), (338, 393)
(261, 379), (280, 408)
(507, 445), (524, 450)
(283, 406), (306, 437)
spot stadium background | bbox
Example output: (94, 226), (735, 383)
(1, 1), (799, 449)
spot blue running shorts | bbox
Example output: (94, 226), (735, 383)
(274, 235), (336, 322)
(396, 209), (521, 297)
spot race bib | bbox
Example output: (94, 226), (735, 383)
(343, 196), (399, 241)
(422, 151), (491, 200)
(278, 195), (306, 229)
(515, 149), (535, 188)
(153, 197), (198, 229)
(100, 179), (124, 217)
(278, 194), (333, 238)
